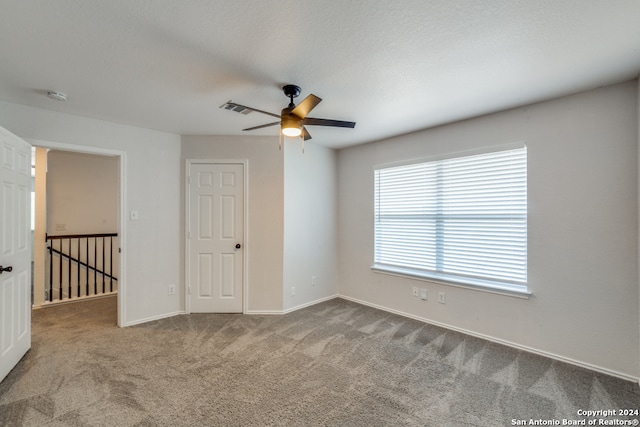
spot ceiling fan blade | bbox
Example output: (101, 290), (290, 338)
(243, 121), (280, 131)
(220, 101), (281, 119)
(303, 117), (356, 128)
(290, 94), (322, 119)
(302, 127), (312, 141)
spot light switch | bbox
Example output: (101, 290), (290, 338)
(130, 210), (139, 220)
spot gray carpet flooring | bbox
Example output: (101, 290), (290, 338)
(0, 296), (638, 426)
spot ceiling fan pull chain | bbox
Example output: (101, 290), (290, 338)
(279, 132), (282, 151)
(301, 137), (305, 154)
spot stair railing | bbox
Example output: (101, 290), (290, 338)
(45, 233), (118, 302)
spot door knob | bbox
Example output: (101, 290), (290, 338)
(235, 244), (241, 249)
(0, 266), (13, 274)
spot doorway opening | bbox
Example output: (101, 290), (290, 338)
(30, 141), (126, 327)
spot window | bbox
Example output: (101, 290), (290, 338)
(373, 145), (527, 294)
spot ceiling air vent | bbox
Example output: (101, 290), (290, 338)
(220, 101), (252, 114)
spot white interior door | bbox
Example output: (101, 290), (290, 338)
(0, 126), (31, 383)
(188, 162), (244, 313)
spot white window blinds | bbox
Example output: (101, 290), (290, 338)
(374, 146), (527, 292)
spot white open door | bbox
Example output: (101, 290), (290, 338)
(187, 162), (244, 313)
(0, 126), (31, 383)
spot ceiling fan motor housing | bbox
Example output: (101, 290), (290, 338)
(281, 86), (301, 132)
(282, 84), (301, 99)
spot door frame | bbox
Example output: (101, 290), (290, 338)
(28, 138), (127, 327)
(185, 159), (248, 314)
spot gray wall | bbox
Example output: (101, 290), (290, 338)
(181, 135), (285, 313)
(283, 140), (338, 311)
(182, 136), (340, 313)
(47, 150), (118, 234)
(2, 78), (638, 379)
(337, 80), (639, 378)
(0, 100), (182, 326)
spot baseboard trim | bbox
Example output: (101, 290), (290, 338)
(122, 310), (185, 327)
(282, 294), (339, 314)
(244, 309), (284, 315)
(245, 294), (339, 315)
(337, 294), (639, 383)
(33, 292), (117, 309)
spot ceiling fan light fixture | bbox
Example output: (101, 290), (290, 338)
(282, 126), (302, 137)
(281, 117), (302, 137)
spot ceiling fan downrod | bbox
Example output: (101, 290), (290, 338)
(282, 84), (301, 108)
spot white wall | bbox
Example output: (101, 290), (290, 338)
(182, 135), (339, 313)
(181, 135), (284, 312)
(47, 151), (118, 234)
(337, 80), (639, 379)
(0, 100), (182, 326)
(283, 140), (338, 311)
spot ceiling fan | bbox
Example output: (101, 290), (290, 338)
(220, 84), (356, 142)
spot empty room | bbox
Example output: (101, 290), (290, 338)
(1, 1), (639, 426)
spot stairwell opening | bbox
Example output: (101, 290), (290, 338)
(32, 147), (121, 324)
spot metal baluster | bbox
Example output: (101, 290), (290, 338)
(67, 238), (71, 299)
(110, 236), (113, 292)
(58, 240), (62, 301)
(94, 237), (97, 295)
(102, 237), (105, 294)
(86, 237), (89, 296)
(77, 238), (81, 297)
(48, 240), (53, 302)
(42, 233), (118, 302)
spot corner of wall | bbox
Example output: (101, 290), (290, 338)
(283, 142), (339, 311)
(637, 75), (640, 384)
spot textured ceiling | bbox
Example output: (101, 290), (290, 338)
(1, 1), (639, 149)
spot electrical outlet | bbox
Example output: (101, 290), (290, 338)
(438, 292), (446, 304)
(420, 289), (428, 300)
(412, 287), (419, 297)
(291, 286), (296, 296)
(168, 284), (176, 295)
(311, 276), (317, 286)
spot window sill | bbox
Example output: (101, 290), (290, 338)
(371, 264), (531, 299)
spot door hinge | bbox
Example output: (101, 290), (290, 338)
(188, 286), (191, 295)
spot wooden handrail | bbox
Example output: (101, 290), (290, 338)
(46, 232), (118, 240)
